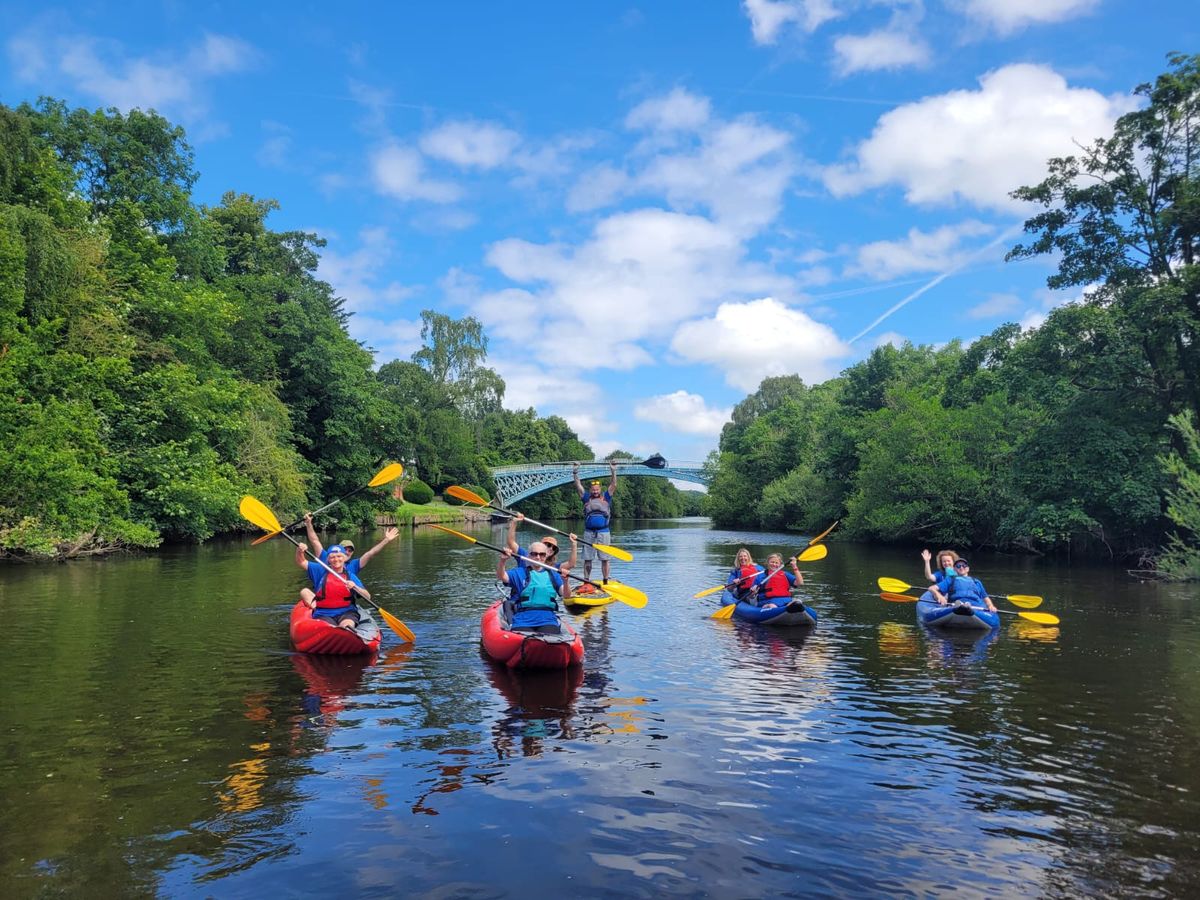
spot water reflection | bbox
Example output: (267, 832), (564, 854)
(292, 653), (375, 729)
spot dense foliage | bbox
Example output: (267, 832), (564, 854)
(0, 99), (687, 558)
(706, 55), (1200, 570)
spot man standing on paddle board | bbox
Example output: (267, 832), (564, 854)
(574, 461), (617, 583)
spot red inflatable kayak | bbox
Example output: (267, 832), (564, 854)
(289, 601), (382, 655)
(480, 600), (584, 669)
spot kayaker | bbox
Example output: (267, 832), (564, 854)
(725, 547), (763, 600)
(304, 513), (399, 581)
(573, 461), (618, 583)
(748, 553), (804, 610)
(930, 558), (998, 612)
(505, 513), (579, 577)
(496, 541), (574, 633)
(921, 548), (960, 593)
(296, 543), (369, 630)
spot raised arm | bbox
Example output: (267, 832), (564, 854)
(304, 513), (324, 558)
(789, 556), (803, 586)
(562, 533), (578, 574)
(357, 527), (398, 568)
(496, 548), (512, 584)
(921, 548), (935, 583)
(608, 460), (618, 496)
(295, 541), (310, 571)
(557, 567), (572, 600)
(506, 512), (525, 555)
(572, 463), (584, 498)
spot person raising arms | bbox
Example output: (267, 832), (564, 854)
(573, 461), (618, 583)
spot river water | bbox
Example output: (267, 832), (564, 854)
(1, 519), (1199, 897)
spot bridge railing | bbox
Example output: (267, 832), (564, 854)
(490, 460), (708, 474)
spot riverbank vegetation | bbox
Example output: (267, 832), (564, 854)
(0, 100), (688, 559)
(705, 54), (1200, 575)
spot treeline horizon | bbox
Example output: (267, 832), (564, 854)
(704, 54), (1200, 579)
(0, 98), (693, 559)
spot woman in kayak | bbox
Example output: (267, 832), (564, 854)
(748, 553), (804, 610)
(929, 558), (998, 612)
(296, 543), (367, 630)
(921, 548), (960, 594)
(725, 547), (763, 600)
(304, 514), (399, 583)
(505, 513), (578, 577)
(496, 541), (573, 632)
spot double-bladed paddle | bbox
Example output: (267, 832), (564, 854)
(877, 576), (1043, 609)
(251, 463), (405, 546)
(879, 591), (1060, 625)
(240, 495), (415, 643)
(444, 485), (633, 562)
(426, 523), (648, 609)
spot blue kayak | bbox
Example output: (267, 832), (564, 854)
(725, 590), (818, 627)
(916, 591), (999, 631)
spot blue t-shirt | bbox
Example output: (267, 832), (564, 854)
(945, 575), (988, 604)
(506, 566), (564, 605)
(581, 490), (613, 531)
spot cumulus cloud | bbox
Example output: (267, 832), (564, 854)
(626, 88), (712, 132)
(950, 0), (1099, 35)
(967, 292), (1021, 319)
(316, 226), (417, 315)
(6, 28), (253, 122)
(833, 28), (930, 75)
(370, 143), (462, 203)
(419, 119), (522, 169)
(824, 64), (1135, 211)
(742, 0), (842, 44)
(352, 316), (425, 363)
(479, 208), (793, 368)
(489, 360), (619, 453)
(853, 221), (995, 280)
(670, 297), (851, 391)
(634, 391), (732, 437)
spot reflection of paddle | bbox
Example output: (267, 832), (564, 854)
(877, 576), (1043, 609)
(427, 524), (647, 609)
(879, 591), (1060, 625)
(240, 495), (415, 643)
(252, 463), (404, 545)
(695, 544), (828, 599)
(445, 485), (632, 561)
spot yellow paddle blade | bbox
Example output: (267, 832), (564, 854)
(251, 529), (282, 546)
(604, 581), (647, 609)
(239, 496), (283, 533)
(377, 606), (416, 643)
(693, 583), (727, 599)
(368, 462), (405, 488)
(427, 523), (478, 544)
(595, 543), (633, 562)
(878, 576), (915, 594)
(1003, 594), (1044, 609)
(797, 544), (828, 562)
(1018, 611), (1060, 625)
(446, 484), (489, 506)
(711, 603), (736, 620)
(880, 591), (920, 603)
(807, 520), (840, 547)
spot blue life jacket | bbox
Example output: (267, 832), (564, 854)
(512, 568), (562, 611)
(583, 493), (612, 530)
(945, 575), (987, 604)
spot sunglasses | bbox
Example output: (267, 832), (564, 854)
(954, 562), (969, 569)
(528, 552), (548, 558)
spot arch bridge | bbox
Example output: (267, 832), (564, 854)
(490, 458), (710, 506)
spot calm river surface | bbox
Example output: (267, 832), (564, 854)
(2, 519), (1199, 898)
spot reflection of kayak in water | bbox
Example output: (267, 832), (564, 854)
(291, 651), (374, 726)
(289, 600), (382, 654)
(564, 579), (631, 610)
(483, 657), (584, 717)
(916, 591), (999, 631)
(725, 590), (818, 626)
(480, 600), (584, 669)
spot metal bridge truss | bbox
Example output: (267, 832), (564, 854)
(490, 461), (710, 506)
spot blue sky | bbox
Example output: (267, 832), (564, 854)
(1, 1), (1195, 465)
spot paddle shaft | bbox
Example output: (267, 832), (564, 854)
(491, 505), (607, 553)
(278, 529), (371, 602)
(469, 532), (610, 594)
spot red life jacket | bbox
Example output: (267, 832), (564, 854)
(315, 570), (355, 608)
(760, 569), (791, 599)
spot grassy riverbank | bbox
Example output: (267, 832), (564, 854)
(377, 500), (494, 527)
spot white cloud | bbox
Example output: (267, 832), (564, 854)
(479, 208), (793, 368)
(489, 360), (619, 453)
(967, 292), (1021, 319)
(872, 331), (908, 349)
(670, 297), (851, 391)
(824, 64), (1135, 211)
(369, 143), (462, 203)
(853, 221), (995, 280)
(626, 88), (712, 132)
(634, 391), (732, 437)
(566, 164), (630, 212)
(742, 0), (842, 44)
(1019, 283), (1100, 331)
(833, 29), (930, 75)
(419, 120), (522, 169)
(7, 28), (253, 122)
(950, 0), (1099, 35)
(353, 316), (424, 363)
(317, 226), (417, 317)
